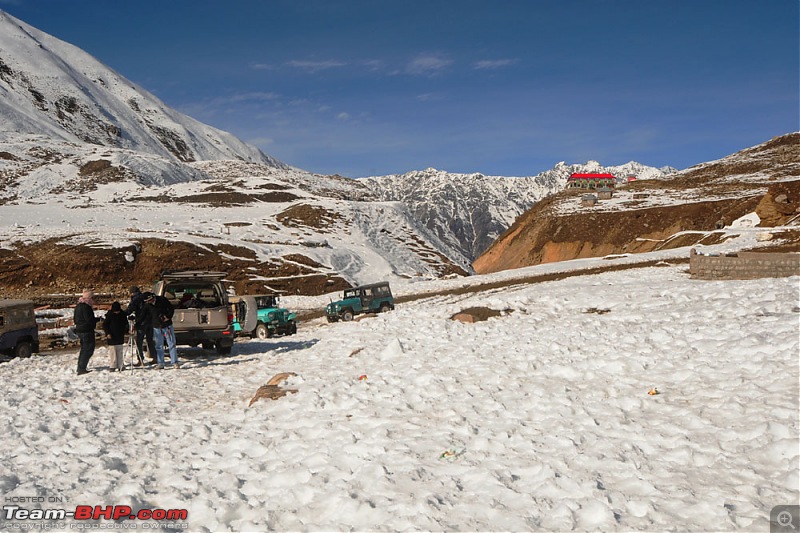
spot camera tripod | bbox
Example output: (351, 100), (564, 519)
(125, 317), (143, 371)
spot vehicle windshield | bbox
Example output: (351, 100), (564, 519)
(343, 289), (358, 299)
(165, 283), (222, 307)
(255, 296), (278, 309)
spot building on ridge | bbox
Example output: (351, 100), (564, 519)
(566, 173), (616, 190)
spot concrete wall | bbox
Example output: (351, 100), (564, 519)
(690, 249), (800, 280)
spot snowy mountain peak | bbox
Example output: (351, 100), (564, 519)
(0, 10), (283, 168)
(362, 161), (674, 261)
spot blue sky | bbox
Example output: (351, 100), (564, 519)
(2, 0), (798, 177)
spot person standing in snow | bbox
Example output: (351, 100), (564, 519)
(126, 285), (155, 366)
(103, 301), (128, 371)
(142, 292), (179, 369)
(73, 289), (101, 375)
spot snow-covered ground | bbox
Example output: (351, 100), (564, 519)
(1, 260), (798, 532)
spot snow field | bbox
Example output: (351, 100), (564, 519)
(0, 265), (797, 531)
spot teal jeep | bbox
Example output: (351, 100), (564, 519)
(231, 294), (297, 339)
(325, 282), (395, 322)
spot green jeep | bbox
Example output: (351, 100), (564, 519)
(231, 294), (297, 339)
(325, 282), (395, 322)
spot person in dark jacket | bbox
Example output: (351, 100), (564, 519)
(133, 287), (158, 366)
(126, 286), (155, 365)
(73, 289), (101, 375)
(142, 292), (179, 369)
(103, 301), (128, 371)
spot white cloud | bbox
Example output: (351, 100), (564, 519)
(286, 59), (347, 73)
(226, 92), (280, 103)
(337, 112), (351, 120)
(360, 59), (385, 71)
(416, 93), (444, 102)
(474, 59), (517, 70)
(406, 53), (452, 75)
(247, 136), (275, 146)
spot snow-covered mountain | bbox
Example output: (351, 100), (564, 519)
(0, 8), (680, 298)
(0, 10), (284, 171)
(362, 162), (676, 260)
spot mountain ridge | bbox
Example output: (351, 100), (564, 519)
(473, 132), (800, 274)
(0, 8), (696, 300)
(361, 161), (677, 261)
(0, 10), (282, 168)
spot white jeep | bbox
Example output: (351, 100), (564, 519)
(153, 271), (235, 354)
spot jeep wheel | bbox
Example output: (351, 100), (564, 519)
(341, 309), (354, 322)
(379, 304), (391, 313)
(215, 342), (232, 355)
(289, 321), (297, 335)
(15, 341), (32, 359)
(255, 323), (269, 340)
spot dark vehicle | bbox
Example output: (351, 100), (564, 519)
(0, 299), (39, 358)
(153, 271), (235, 354)
(325, 282), (395, 322)
(231, 294), (298, 339)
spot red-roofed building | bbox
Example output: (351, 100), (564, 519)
(566, 173), (616, 189)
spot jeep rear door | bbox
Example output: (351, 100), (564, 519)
(173, 307), (229, 330)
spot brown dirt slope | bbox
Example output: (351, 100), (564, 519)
(0, 238), (349, 305)
(474, 133), (800, 274)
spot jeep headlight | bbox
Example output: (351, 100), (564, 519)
(267, 312), (277, 321)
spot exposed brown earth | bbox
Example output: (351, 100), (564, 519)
(450, 307), (504, 323)
(474, 133), (800, 275)
(474, 194), (766, 273)
(0, 237), (349, 306)
(126, 191), (300, 205)
(276, 203), (343, 232)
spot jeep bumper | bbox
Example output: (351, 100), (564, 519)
(174, 326), (235, 347)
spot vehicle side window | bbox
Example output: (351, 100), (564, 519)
(371, 286), (387, 297)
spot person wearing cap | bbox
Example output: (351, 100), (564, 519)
(140, 292), (179, 369)
(126, 285), (155, 366)
(103, 301), (128, 371)
(73, 289), (101, 375)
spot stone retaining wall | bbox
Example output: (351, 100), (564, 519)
(689, 249), (800, 280)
